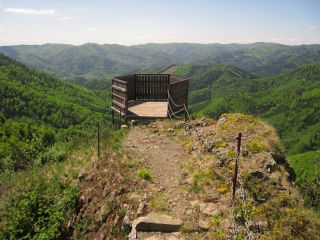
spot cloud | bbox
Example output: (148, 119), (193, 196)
(4, 8), (56, 15)
(307, 25), (318, 30)
(58, 16), (71, 21)
(84, 27), (100, 32)
(0, 27), (3, 31)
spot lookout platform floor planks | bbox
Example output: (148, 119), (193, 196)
(127, 101), (168, 118)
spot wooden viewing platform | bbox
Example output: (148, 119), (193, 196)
(111, 74), (189, 124)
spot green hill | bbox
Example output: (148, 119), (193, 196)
(1, 43), (320, 85)
(0, 54), (108, 175)
(175, 64), (320, 156)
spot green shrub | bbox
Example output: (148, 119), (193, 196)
(136, 168), (151, 180)
(34, 144), (67, 166)
(247, 140), (265, 154)
(149, 193), (169, 212)
(0, 176), (79, 239)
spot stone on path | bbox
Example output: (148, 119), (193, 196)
(129, 213), (182, 240)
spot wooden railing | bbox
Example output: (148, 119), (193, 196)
(111, 74), (189, 118)
(168, 76), (189, 116)
(111, 78), (128, 115)
(136, 74), (169, 100)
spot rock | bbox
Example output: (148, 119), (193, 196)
(113, 215), (120, 227)
(167, 128), (174, 133)
(121, 124), (129, 129)
(131, 213), (182, 233)
(199, 203), (218, 216)
(144, 237), (161, 240)
(97, 203), (111, 223)
(203, 139), (214, 152)
(204, 193), (220, 203)
(131, 119), (138, 127)
(198, 219), (210, 231)
(78, 171), (87, 182)
(102, 186), (109, 198)
(247, 220), (268, 232)
(137, 201), (147, 216)
(122, 215), (131, 233)
(242, 149), (249, 157)
(262, 155), (278, 173)
(143, 235), (182, 240)
(116, 187), (125, 196)
(249, 170), (266, 179)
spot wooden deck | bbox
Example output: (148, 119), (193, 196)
(127, 101), (168, 118)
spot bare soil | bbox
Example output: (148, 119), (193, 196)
(124, 124), (191, 219)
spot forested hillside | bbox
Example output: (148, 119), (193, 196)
(1, 43), (320, 84)
(175, 63), (320, 156)
(0, 54), (109, 176)
(175, 63), (320, 214)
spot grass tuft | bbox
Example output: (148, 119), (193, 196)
(136, 168), (151, 180)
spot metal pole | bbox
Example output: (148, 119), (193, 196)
(119, 108), (122, 129)
(112, 110), (114, 127)
(97, 122), (100, 159)
(232, 133), (242, 200)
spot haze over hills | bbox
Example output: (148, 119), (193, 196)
(1, 42), (320, 82)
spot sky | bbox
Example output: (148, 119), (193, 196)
(0, 0), (319, 46)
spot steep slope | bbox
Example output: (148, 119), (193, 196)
(1, 116), (320, 239)
(1, 43), (320, 82)
(174, 64), (253, 106)
(0, 54), (108, 174)
(75, 116), (320, 239)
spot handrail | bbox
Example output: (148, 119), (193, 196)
(113, 78), (129, 84)
(111, 73), (189, 120)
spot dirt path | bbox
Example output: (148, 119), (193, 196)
(161, 65), (178, 75)
(124, 124), (190, 219)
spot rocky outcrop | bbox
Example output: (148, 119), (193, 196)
(129, 213), (182, 240)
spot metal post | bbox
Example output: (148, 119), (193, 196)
(112, 110), (114, 127)
(97, 122), (100, 159)
(237, 133), (242, 154)
(232, 133), (242, 200)
(119, 108), (122, 129)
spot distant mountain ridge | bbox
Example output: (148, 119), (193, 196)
(1, 42), (320, 80)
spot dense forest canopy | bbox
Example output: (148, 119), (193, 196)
(175, 63), (320, 156)
(0, 54), (109, 175)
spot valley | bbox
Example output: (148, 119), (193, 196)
(0, 42), (319, 239)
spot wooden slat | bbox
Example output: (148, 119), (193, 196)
(112, 92), (126, 100)
(112, 100), (126, 109)
(112, 85), (127, 93)
(111, 106), (125, 116)
(113, 78), (128, 84)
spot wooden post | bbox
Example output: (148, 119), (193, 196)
(232, 133), (242, 200)
(97, 122), (100, 159)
